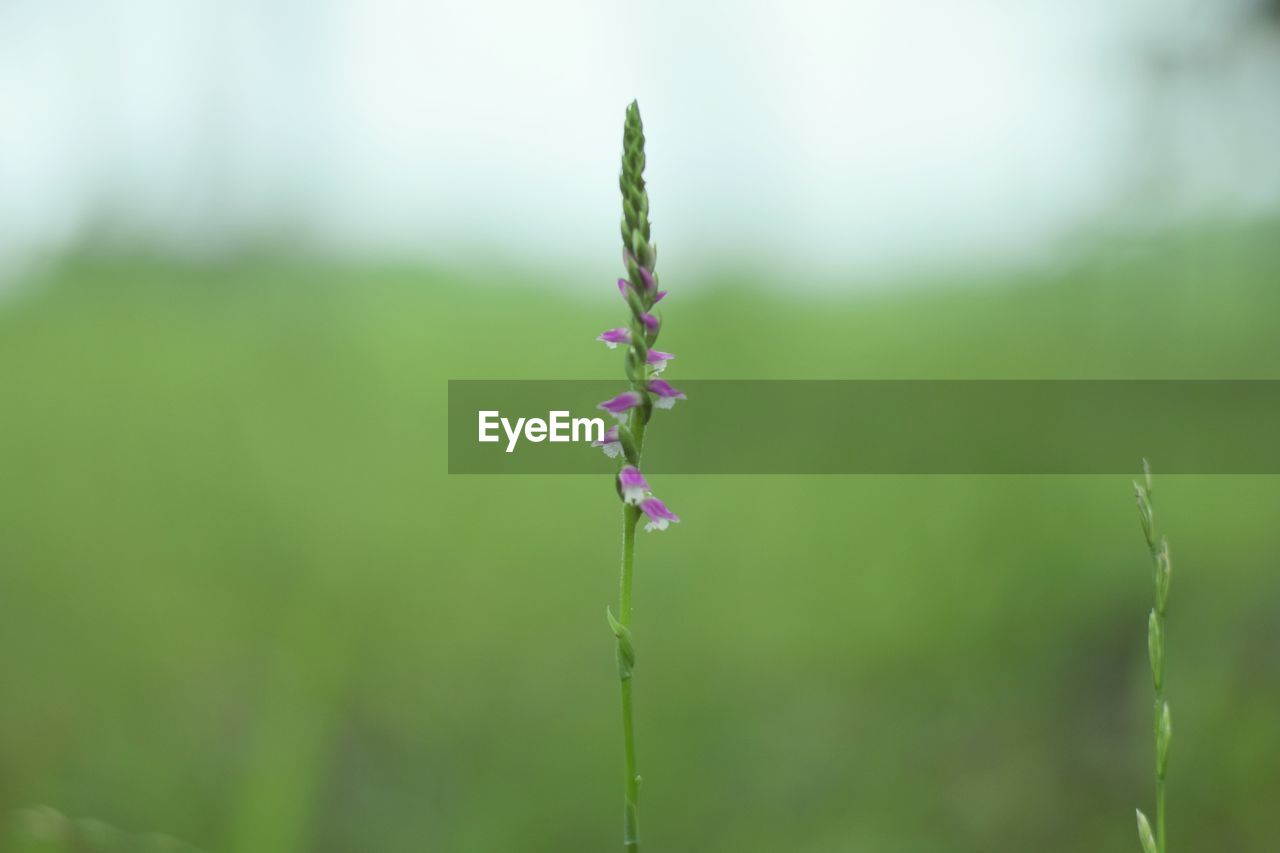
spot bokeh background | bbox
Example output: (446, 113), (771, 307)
(3, 1), (1280, 851)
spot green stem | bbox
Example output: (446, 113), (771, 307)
(617, 409), (647, 851)
(1152, 545), (1166, 853)
(1156, 772), (1165, 853)
(1154, 623), (1167, 853)
(1137, 462), (1169, 853)
(619, 504), (640, 851)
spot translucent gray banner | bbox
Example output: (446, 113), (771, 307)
(447, 380), (1280, 473)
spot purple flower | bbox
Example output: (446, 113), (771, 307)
(639, 496), (680, 532)
(640, 313), (660, 334)
(597, 327), (631, 349)
(598, 391), (644, 421)
(637, 266), (655, 292)
(592, 425), (623, 458)
(617, 278), (634, 301)
(618, 465), (650, 504)
(646, 350), (675, 373)
(653, 290), (667, 304)
(647, 378), (686, 409)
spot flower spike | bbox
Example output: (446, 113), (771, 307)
(596, 101), (684, 852)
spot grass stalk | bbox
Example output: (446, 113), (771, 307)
(1134, 460), (1173, 853)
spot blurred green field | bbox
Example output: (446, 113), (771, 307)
(1, 222), (1279, 852)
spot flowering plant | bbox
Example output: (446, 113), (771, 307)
(594, 101), (683, 852)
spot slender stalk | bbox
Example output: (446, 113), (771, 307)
(1156, 775), (1165, 853)
(616, 405), (647, 850)
(1134, 460), (1172, 853)
(618, 502), (641, 851)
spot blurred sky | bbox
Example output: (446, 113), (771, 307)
(1, 0), (1278, 286)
